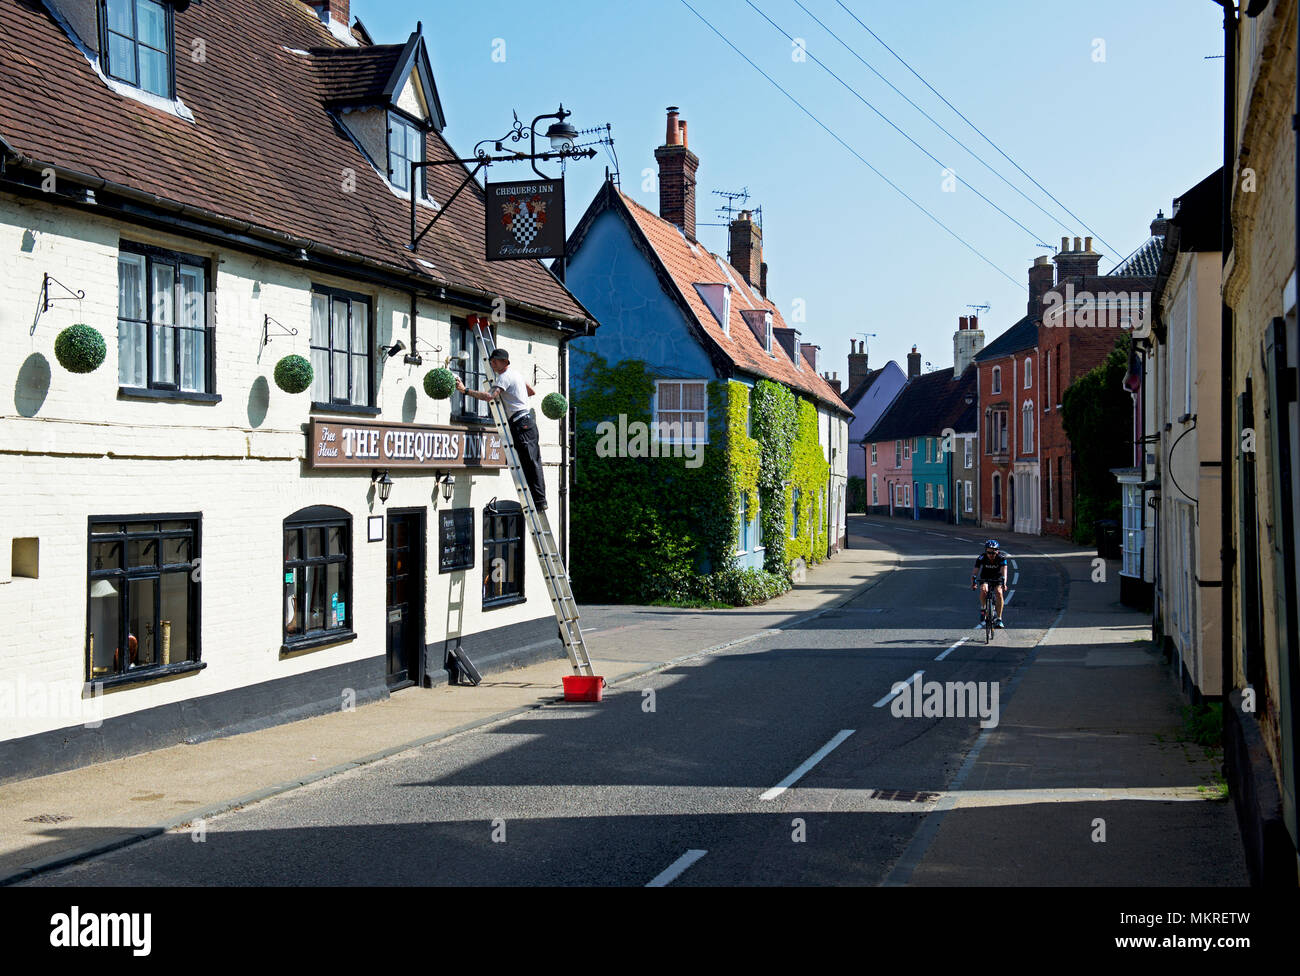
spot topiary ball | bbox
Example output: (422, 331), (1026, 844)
(424, 367), (456, 400)
(54, 324), (106, 374)
(274, 354), (313, 394)
(541, 392), (568, 420)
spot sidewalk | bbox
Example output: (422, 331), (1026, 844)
(0, 528), (895, 884)
(879, 525), (1249, 886)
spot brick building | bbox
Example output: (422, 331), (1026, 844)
(0, 0), (596, 781)
(1038, 231), (1162, 541)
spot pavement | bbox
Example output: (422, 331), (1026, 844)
(0, 515), (1246, 886)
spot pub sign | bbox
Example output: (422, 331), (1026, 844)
(485, 179), (565, 261)
(309, 420), (506, 469)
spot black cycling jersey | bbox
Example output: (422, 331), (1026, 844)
(973, 552), (1009, 582)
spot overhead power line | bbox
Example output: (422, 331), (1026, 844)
(744, 0), (1049, 246)
(676, 0), (1022, 289)
(834, 0), (1118, 256)
(789, 0), (1078, 240)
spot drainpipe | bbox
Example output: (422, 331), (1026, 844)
(1220, 0), (1237, 705)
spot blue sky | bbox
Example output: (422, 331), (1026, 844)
(353, 0), (1225, 381)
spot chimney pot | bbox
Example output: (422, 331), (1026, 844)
(969, 314), (978, 330)
(1084, 236), (1093, 252)
(959, 315), (968, 331)
(1060, 236), (1069, 252)
(679, 120), (688, 148)
(665, 107), (680, 146)
(1073, 236), (1082, 251)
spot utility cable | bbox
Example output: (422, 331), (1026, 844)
(676, 0), (1022, 289)
(835, 0), (1118, 255)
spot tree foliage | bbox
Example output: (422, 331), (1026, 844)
(1060, 334), (1133, 543)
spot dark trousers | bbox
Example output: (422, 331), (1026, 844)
(508, 412), (546, 510)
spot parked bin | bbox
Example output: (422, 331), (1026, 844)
(1094, 519), (1121, 560)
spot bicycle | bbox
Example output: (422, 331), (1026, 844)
(977, 585), (1006, 643)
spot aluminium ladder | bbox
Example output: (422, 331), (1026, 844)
(470, 316), (595, 677)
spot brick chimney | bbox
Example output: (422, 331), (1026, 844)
(907, 345), (922, 380)
(654, 106), (700, 241)
(729, 211), (762, 290)
(1028, 255), (1054, 324)
(1053, 235), (1101, 282)
(822, 372), (841, 395)
(954, 314), (985, 377)
(759, 261), (768, 298)
(847, 339), (870, 392)
(309, 0), (350, 27)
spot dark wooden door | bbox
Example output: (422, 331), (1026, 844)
(386, 510), (424, 688)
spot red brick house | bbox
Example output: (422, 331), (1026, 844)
(1039, 226), (1163, 539)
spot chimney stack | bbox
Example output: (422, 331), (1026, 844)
(1053, 234), (1101, 282)
(907, 345), (922, 380)
(823, 371), (842, 395)
(847, 338), (870, 392)
(1028, 255), (1054, 324)
(953, 313), (985, 376)
(1150, 210), (1169, 238)
(729, 210), (763, 291)
(310, 0), (350, 27)
(654, 106), (700, 241)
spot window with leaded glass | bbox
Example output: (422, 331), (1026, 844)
(310, 286), (372, 408)
(87, 515), (199, 682)
(283, 507), (352, 649)
(118, 244), (212, 394)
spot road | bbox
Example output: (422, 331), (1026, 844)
(28, 521), (1066, 886)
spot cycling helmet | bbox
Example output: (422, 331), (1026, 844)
(983, 539), (1000, 550)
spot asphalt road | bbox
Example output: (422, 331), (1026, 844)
(27, 522), (1066, 886)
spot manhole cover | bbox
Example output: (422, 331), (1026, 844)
(24, 813), (73, 824)
(870, 789), (938, 803)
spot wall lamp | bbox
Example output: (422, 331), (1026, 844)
(437, 471), (455, 502)
(383, 339), (407, 359)
(372, 469), (393, 503)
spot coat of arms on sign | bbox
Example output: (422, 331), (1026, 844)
(502, 195), (548, 246)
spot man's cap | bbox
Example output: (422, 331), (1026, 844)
(489, 348), (510, 363)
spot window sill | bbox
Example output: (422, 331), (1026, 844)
(483, 595), (526, 611)
(281, 630), (357, 656)
(119, 387), (221, 404)
(311, 403), (381, 417)
(90, 659), (206, 691)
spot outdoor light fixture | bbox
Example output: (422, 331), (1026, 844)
(383, 339), (406, 359)
(546, 118), (579, 151)
(372, 469), (393, 503)
(965, 393), (976, 406)
(437, 471), (455, 502)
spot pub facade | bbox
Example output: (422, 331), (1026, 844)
(0, 0), (595, 780)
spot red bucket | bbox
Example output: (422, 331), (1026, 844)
(562, 675), (604, 702)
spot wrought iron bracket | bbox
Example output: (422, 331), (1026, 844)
(262, 314), (297, 349)
(32, 272), (85, 335)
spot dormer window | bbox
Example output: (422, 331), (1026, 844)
(388, 112), (425, 196)
(101, 0), (174, 99)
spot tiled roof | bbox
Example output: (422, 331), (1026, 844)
(973, 314), (1036, 362)
(1109, 235), (1165, 278)
(0, 0), (588, 325)
(864, 364), (977, 441)
(612, 191), (851, 415)
(312, 44), (405, 106)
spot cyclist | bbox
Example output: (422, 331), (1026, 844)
(971, 539), (1009, 628)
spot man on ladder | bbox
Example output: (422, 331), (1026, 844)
(455, 347), (547, 512)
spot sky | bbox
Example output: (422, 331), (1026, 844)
(353, 0), (1226, 382)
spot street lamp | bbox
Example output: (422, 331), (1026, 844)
(372, 469), (393, 504)
(545, 118), (579, 151)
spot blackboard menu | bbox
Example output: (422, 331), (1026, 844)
(439, 508), (475, 573)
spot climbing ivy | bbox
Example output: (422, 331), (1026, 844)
(570, 353), (831, 602)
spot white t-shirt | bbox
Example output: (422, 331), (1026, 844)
(491, 367), (529, 416)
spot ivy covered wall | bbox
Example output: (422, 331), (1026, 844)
(570, 354), (822, 604)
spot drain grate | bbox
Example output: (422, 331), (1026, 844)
(24, 813), (73, 824)
(870, 789), (938, 803)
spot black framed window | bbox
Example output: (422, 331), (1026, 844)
(452, 320), (491, 421)
(388, 112), (425, 196)
(483, 500), (524, 607)
(283, 507), (353, 650)
(100, 0), (174, 98)
(310, 286), (372, 408)
(118, 243), (213, 394)
(87, 515), (199, 681)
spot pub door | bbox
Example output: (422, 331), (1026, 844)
(386, 509), (426, 688)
